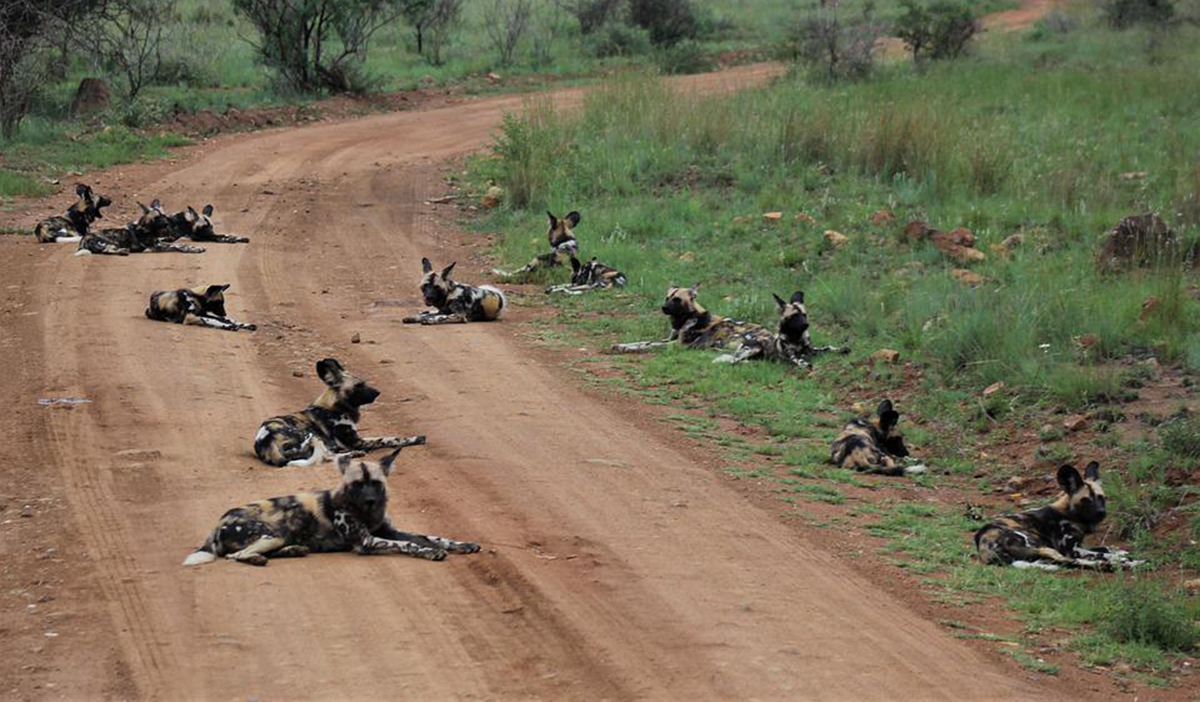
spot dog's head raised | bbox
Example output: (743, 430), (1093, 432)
(333, 448), (400, 529)
(1053, 462), (1106, 531)
(135, 199), (172, 237)
(315, 358), (381, 411)
(546, 211), (580, 255)
(420, 257), (457, 309)
(175, 204), (215, 238)
(872, 399), (909, 459)
(772, 291), (810, 343)
(195, 284), (231, 318)
(68, 183), (112, 226)
(662, 284), (704, 322)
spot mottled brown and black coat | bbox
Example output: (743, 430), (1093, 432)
(404, 258), (506, 324)
(34, 184), (112, 243)
(145, 284), (256, 332)
(830, 400), (916, 476)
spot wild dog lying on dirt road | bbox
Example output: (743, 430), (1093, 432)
(612, 285), (766, 354)
(167, 204), (250, 244)
(714, 291), (849, 368)
(34, 183), (112, 243)
(183, 449), (479, 566)
(145, 284), (256, 332)
(77, 200), (205, 256)
(403, 258), (506, 324)
(493, 211), (581, 280)
(254, 358), (425, 467)
(546, 256), (627, 295)
(830, 400), (926, 476)
(975, 462), (1143, 571)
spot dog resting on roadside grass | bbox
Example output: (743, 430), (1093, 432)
(182, 448), (480, 566)
(403, 258), (506, 324)
(34, 183), (112, 243)
(493, 211), (581, 280)
(167, 204), (250, 244)
(713, 291), (850, 369)
(145, 284), (256, 332)
(254, 358), (425, 467)
(830, 400), (926, 476)
(975, 462), (1144, 571)
(612, 284), (767, 355)
(76, 200), (206, 256)
(546, 255), (627, 295)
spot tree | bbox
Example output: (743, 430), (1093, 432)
(75, 0), (175, 99)
(786, 2), (883, 84)
(554, 0), (621, 34)
(403, 0), (463, 65)
(483, 0), (532, 66)
(895, 0), (978, 65)
(232, 0), (411, 93)
(628, 0), (698, 47)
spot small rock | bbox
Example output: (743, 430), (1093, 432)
(292, 371), (305, 378)
(1120, 171), (1148, 181)
(933, 228), (986, 264)
(486, 72), (502, 82)
(870, 349), (900, 364)
(679, 251), (695, 263)
(794, 212), (816, 224)
(1004, 476), (1028, 492)
(480, 186), (503, 209)
(763, 212), (783, 222)
(1140, 357), (1161, 377)
(419, 75), (436, 85)
(350, 333), (361, 344)
(983, 381), (1005, 397)
(1184, 578), (1200, 594)
(1063, 415), (1087, 433)
(871, 209), (895, 226)
(1140, 295), (1160, 322)
(380, 359), (395, 365)
(950, 269), (983, 286)
(903, 220), (935, 243)
(823, 230), (849, 248)
(990, 234), (1024, 257)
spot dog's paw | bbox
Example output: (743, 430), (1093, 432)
(244, 323), (258, 332)
(229, 554), (269, 566)
(420, 548), (448, 562)
(401, 316), (421, 324)
(453, 542), (481, 554)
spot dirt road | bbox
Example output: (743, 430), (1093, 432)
(0, 64), (1064, 700)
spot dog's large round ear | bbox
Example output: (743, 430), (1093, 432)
(877, 399), (894, 417)
(202, 204), (214, 217)
(546, 211), (558, 228)
(379, 447), (403, 476)
(316, 358), (345, 386)
(421, 257), (433, 274)
(1083, 461), (1100, 481)
(204, 284), (229, 297)
(773, 293), (787, 310)
(441, 262), (456, 279)
(138, 201), (150, 214)
(565, 211), (581, 227)
(879, 407), (900, 433)
(184, 206), (198, 222)
(1057, 464), (1084, 494)
(791, 291), (805, 305)
(150, 198), (162, 210)
(76, 183), (91, 198)
(336, 453), (353, 475)
(570, 256), (581, 273)
(689, 283), (700, 296)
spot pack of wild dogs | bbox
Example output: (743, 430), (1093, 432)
(34, 186), (1143, 572)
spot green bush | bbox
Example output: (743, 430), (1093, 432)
(1160, 415), (1200, 459)
(654, 40), (713, 75)
(895, 0), (979, 63)
(1103, 0), (1176, 29)
(584, 22), (652, 58)
(629, 0), (699, 47)
(1100, 579), (1197, 653)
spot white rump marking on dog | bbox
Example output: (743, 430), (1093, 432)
(58, 235), (82, 243)
(254, 425), (270, 442)
(1012, 560), (1059, 571)
(182, 550), (217, 566)
(903, 464), (928, 475)
(74, 248), (92, 257)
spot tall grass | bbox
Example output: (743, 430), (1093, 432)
(478, 18), (1200, 402)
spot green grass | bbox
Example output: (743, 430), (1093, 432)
(466, 2), (1200, 675)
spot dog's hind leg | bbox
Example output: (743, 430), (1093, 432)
(611, 340), (671, 353)
(185, 313), (257, 332)
(226, 535), (287, 566)
(420, 313), (467, 325)
(271, 545), (310, 558)
(810, 345), (852, 356)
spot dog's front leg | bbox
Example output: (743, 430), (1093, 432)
(373, 520), (480, 554)
(356, 535), (446, 561)
(356, 435), (426, 452)
(185, 313), (257, 332)
(611, 340), (671, 353)
(420, 313), (467, 325)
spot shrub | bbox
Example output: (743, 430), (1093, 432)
(483, 0), (533, 66)
(584, 21), (651, 57)
(1100, 579), (1197, 654)
(629, 0), (698, 47)
(785, 4), (883, 84)
(404, 0), (465, 66)
(557, 0), (622, 34)
(1160, 414), (1200, 459)
(654, 40), (712, 75)
(1103, 0), (1176, 29)
(231, 0), (405, 94)
(895, 0), (979, 64)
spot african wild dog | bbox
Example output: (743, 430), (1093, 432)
(34, 183), (112, 243)
(77, 200), (205, 256)
(403, 258), (506, 325)
(714, 291), (850, 368)
(167, 204), (250, 244)
(493, 210), (581, 280)
(546, 256), (627, 295)
(975, 462), (1142, 571)
(254, 358), (425, 467)
(612, 284), (766, 355)
(830, 399), (925, 476)
(182, 449), (479, 566)
(145, 284), (256, 332)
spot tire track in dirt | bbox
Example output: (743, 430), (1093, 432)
(1, 64), (1070, 700)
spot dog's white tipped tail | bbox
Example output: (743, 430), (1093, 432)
(903, 464), (928, 476)
(74, 248), (92, 257)
(182, 550), (217, 566)
(59, 235), (82, 243)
